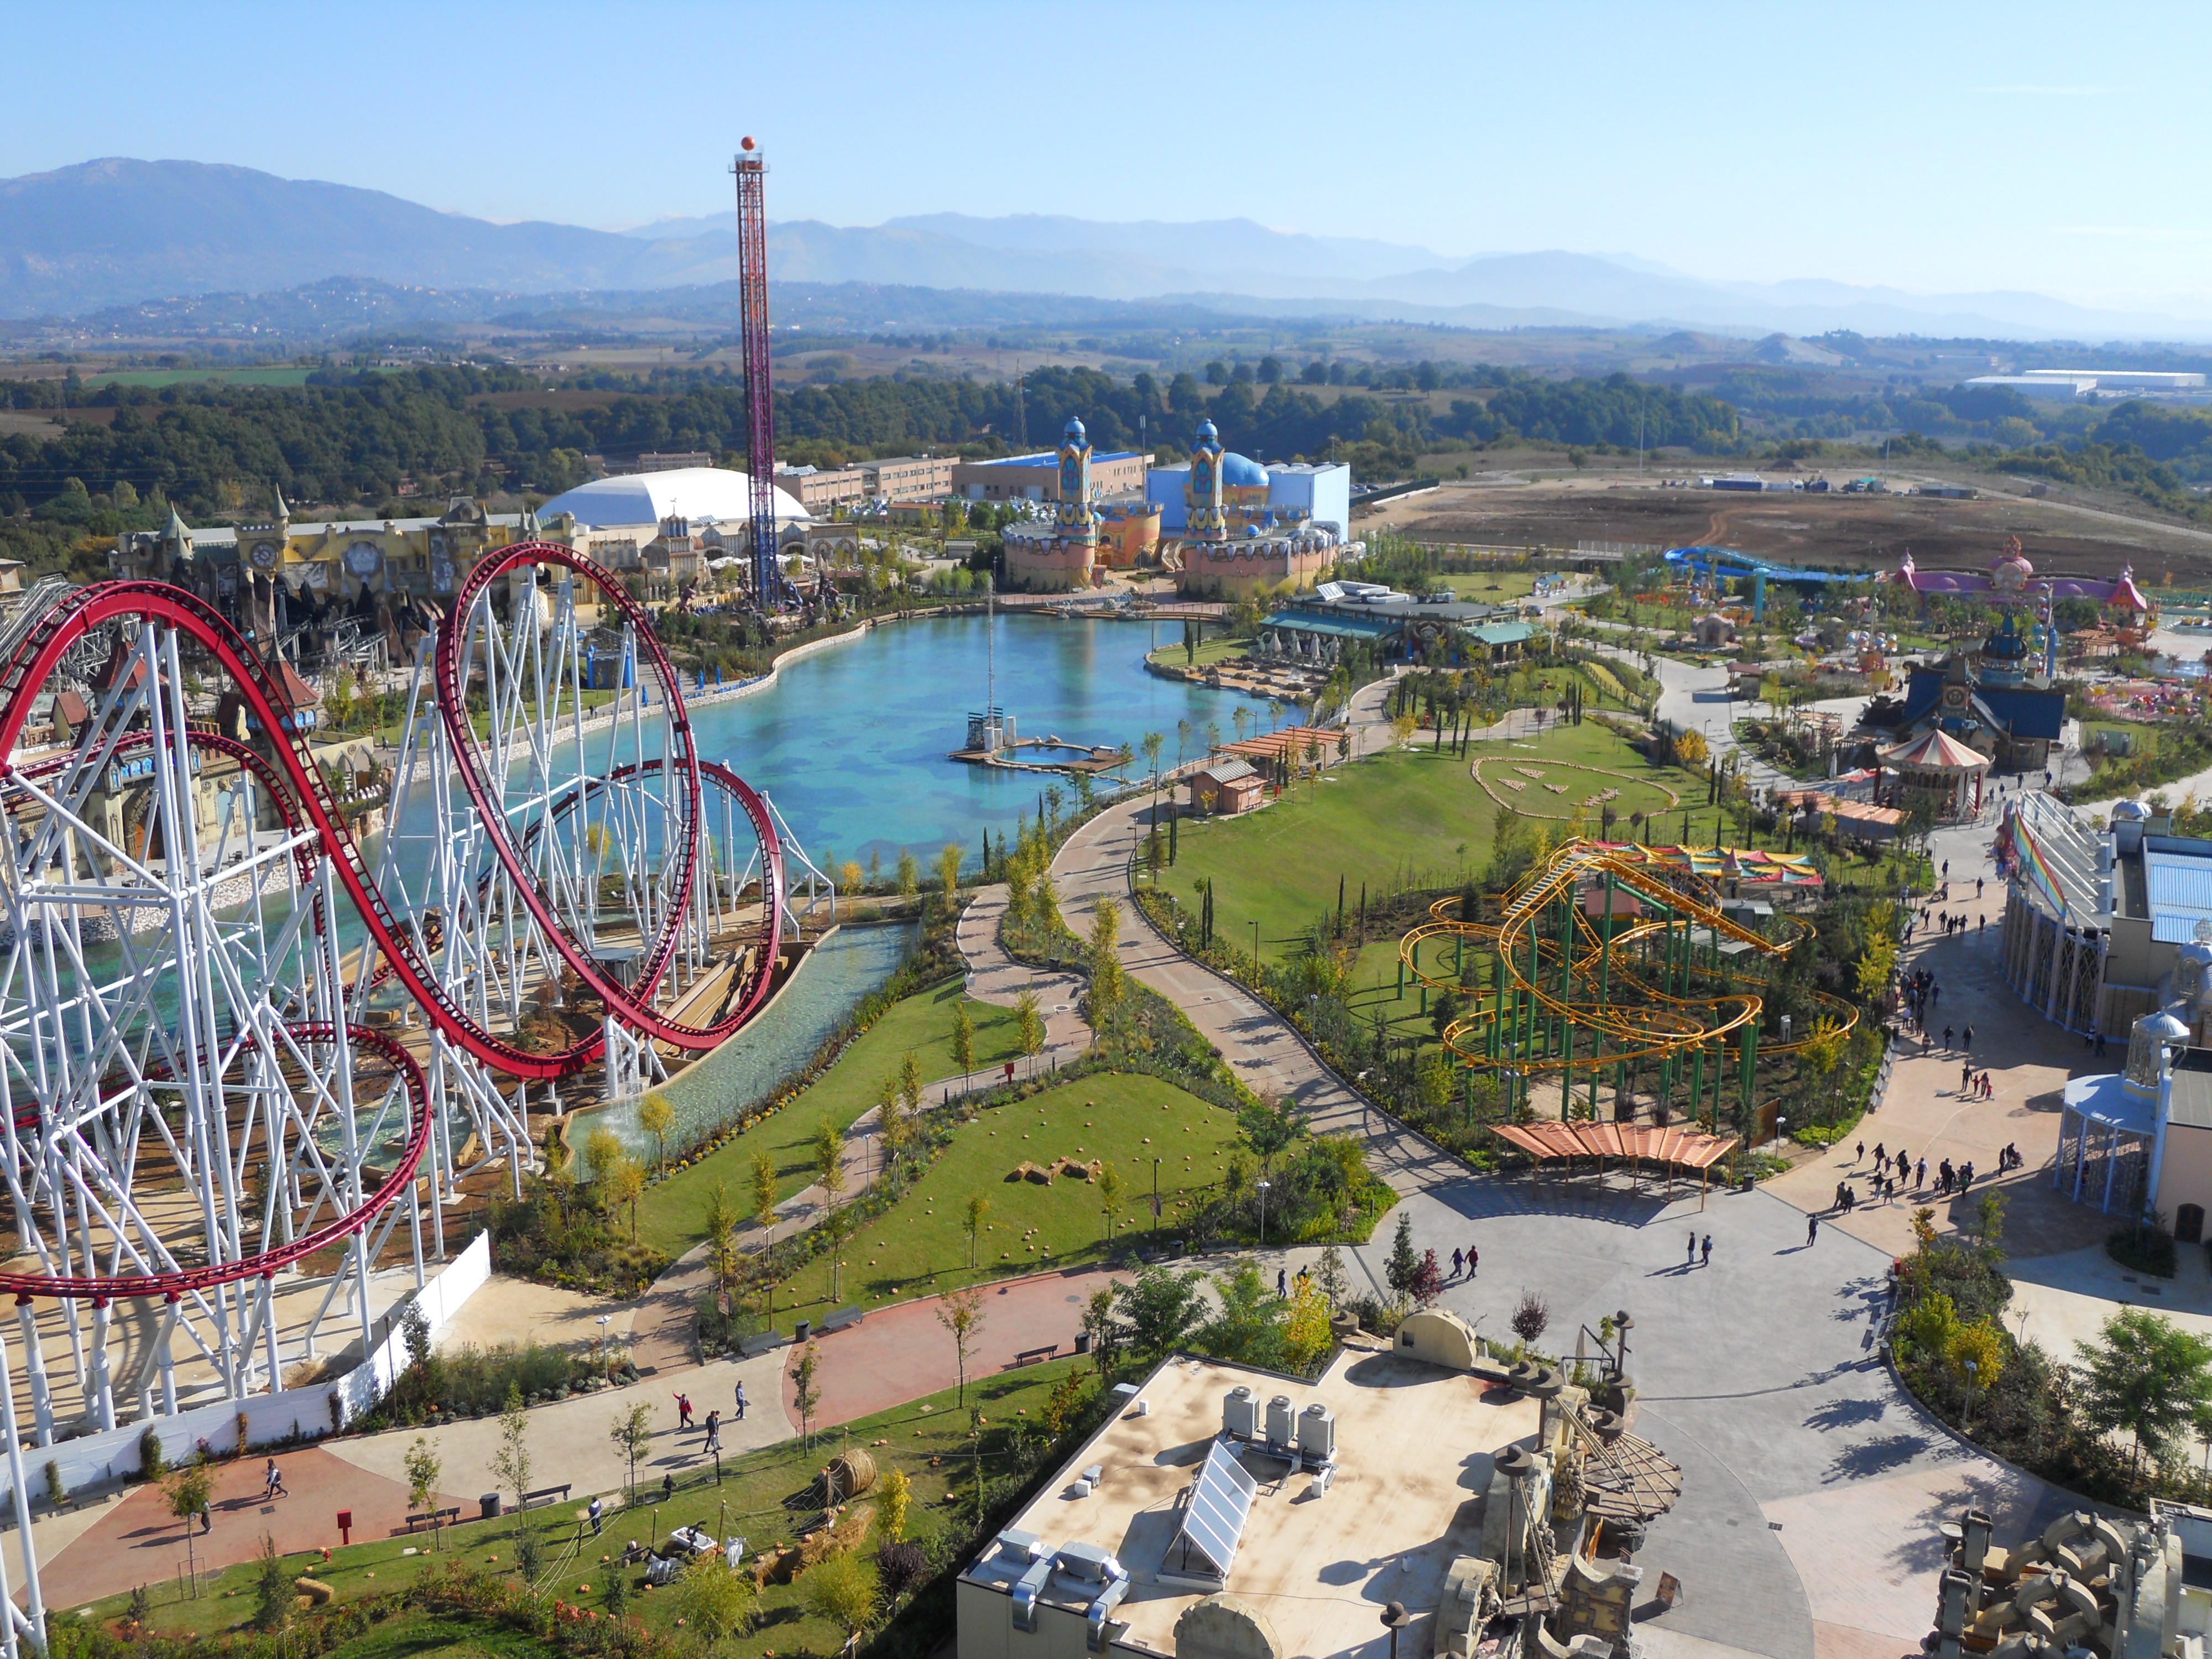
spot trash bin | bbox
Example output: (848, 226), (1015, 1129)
(794, 1319), (810, 1343)
(1074, 1329), (1091, 1355)
(479, 1493), (502, 1521)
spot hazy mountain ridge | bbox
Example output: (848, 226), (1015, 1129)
(4, 157), (2209, 340)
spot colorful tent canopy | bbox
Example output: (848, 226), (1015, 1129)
(1880, 728), (1990, 771)
(1491, 1121), (1739, 1170)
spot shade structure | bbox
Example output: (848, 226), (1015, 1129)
(1491, 1121), (1739, 1170)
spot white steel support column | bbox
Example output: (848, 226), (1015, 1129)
(14, 1302), (49, 1449)
(0, 1316), (46, 1656)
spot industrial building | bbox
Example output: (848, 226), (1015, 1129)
(957, 1323), (1678, 1659)
(1964, 368), (2211, 401)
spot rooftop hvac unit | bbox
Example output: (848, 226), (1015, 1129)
(1266, 1395), (1296, 1447)
(1297, 1403), (1336, 1462)
(1223, 1386), (1260, 1439)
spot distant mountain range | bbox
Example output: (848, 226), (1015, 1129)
(4, 157), (2209, 341)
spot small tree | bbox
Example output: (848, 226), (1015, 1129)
(1511, 1290), (1551, 1349)
(750, 1149), (779, 1243)
(1088, 898), (1126, 1031)
(1082, 1285), (1121, 1375)
(164, 1459), (214, 1589)
(611, 1400), (653, 1504)
(673, 1549), (757, 1640)
(585, 1124), (624, 1185)
(937, 843), (966, 909)
(875, 1073), (909, 1163)
(1384, 1212), (1420, 1307)
(1410, 1249), (1446, 1309)
(1316, 1243), (1349, 1310)
(805, 1550), (878, 1646)
(952, 1003), (975, 1085)
(1285, 1276), (1334, 1374)
(964, 1194), (990, 1268)
(896, 850), (919, 901)
(793, 1340), (823, 1449)
(603, 1154), (646, 1242)
(251, 1535), (290, 1634)
(1015, 989), (1045, 1068)
(1098, 1164), (1125, 1240)
(639, 1092), (675, 1174)
(814, 1119), (848, 1207)
(403, 1435), (444, 1551)
(877, 1467), (912, 1543)
(491, 1382), (533, 1515)
(937, 1284), (986, 1406)
(899, 1048), (925, 1117)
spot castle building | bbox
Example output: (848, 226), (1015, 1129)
(1167, 421), (1342, 601)
(1000, 418), (1105, 592)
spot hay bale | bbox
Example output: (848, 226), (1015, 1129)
(825, 1449), (877, 1500)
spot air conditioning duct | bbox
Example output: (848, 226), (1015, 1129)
(1297, 1402), (1336, 1462)
(1266, 1394), (1296, 1447)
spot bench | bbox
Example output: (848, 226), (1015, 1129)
(820, 1306), (865, 1335)
(520, 1484), (572, 1511)
(1010, 1343), (1058, 1369)
(738, 1329), (788, 1358)
(406, 1507), (461, 1532)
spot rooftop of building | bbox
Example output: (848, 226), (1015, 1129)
(964, 1349), (1535, 1657)
(968, 450), (1142, 468)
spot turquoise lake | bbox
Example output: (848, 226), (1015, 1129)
(685, 613), (1250, 872)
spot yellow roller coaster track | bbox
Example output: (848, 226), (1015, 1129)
(1396, 839), (1858, 1090)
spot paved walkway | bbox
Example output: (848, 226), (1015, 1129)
(778, 1267), (1125, 1428)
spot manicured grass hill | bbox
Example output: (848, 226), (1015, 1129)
(1164, 724), (1711, 967)
(634, 976), (1024, 1260)
(778, 1072), (1241, 1315)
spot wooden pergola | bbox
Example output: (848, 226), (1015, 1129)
(1491, 1121), (1741, 1208)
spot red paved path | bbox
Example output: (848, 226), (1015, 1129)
(781, 1266), (1124, 1427)
(42, 1447), (430, 1609)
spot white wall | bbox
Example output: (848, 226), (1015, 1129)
(4, 1232), (491, 1505)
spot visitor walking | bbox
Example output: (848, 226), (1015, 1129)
(1855, 1141), (1865, 1167)
(675, 1392), (694, 1430)
(1807, 1214), (1819, 1246)
(1873, 1141), (1886, 1169)
(1452, 1247), (1465, 1277)
(1277, 1268), (1288, 1298)
(1962, 1025), (1973, 1051)
(1467, 1244), (1478, 1276)
(734, 1381), (748, 1421)
(1701, 1235), (1712, 1267)
(1944, 1025), (1955, 1050)
(1916, 1157), (1927, 1190)
(589, 1496), (604, 1536)
(704, 1410), (721, 1455)
(1961, 1062), (1973, 1093)
(264, 1459), (287, 1500)
(1687, 1230), (1697, 1265)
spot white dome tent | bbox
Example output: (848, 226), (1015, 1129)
(535, 466), (810, 531)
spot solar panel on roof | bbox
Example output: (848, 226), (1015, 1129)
(1175, 1438), (1258, 1580)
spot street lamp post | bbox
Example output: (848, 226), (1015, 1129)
(1152, 1157), (1161, 1244)
(1256, 1180), (1272, 1247)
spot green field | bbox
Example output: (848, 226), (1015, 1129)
(1145, 635), (1251, 670)
(1161, 724), (1710, 966)
(777, 1073), (1240, 1316)
(84, 364), (406, 389)
(67, 1357), (1095, 1659)
(1437, 570), (1541, 602)
(633, 977), (1024, 1259)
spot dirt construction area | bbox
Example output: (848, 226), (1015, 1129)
(1383, 469), (2212, 582)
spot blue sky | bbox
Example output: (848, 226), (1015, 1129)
(6, 0), (2204, 309)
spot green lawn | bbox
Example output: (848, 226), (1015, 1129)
(1161, 724), (1709, 966)
(778, 1073), (1241, 1316)
(633, 977), (1025, 1259)
(69, 1357), (1094, 1659)
(1145, 636), (1251, 670)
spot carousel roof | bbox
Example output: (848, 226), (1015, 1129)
(1881, 728), (1990, 770)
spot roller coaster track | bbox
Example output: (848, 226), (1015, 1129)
(1397, 839), (1858, 1080)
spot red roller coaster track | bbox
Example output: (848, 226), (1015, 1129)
(0, 552), (785, 1302)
